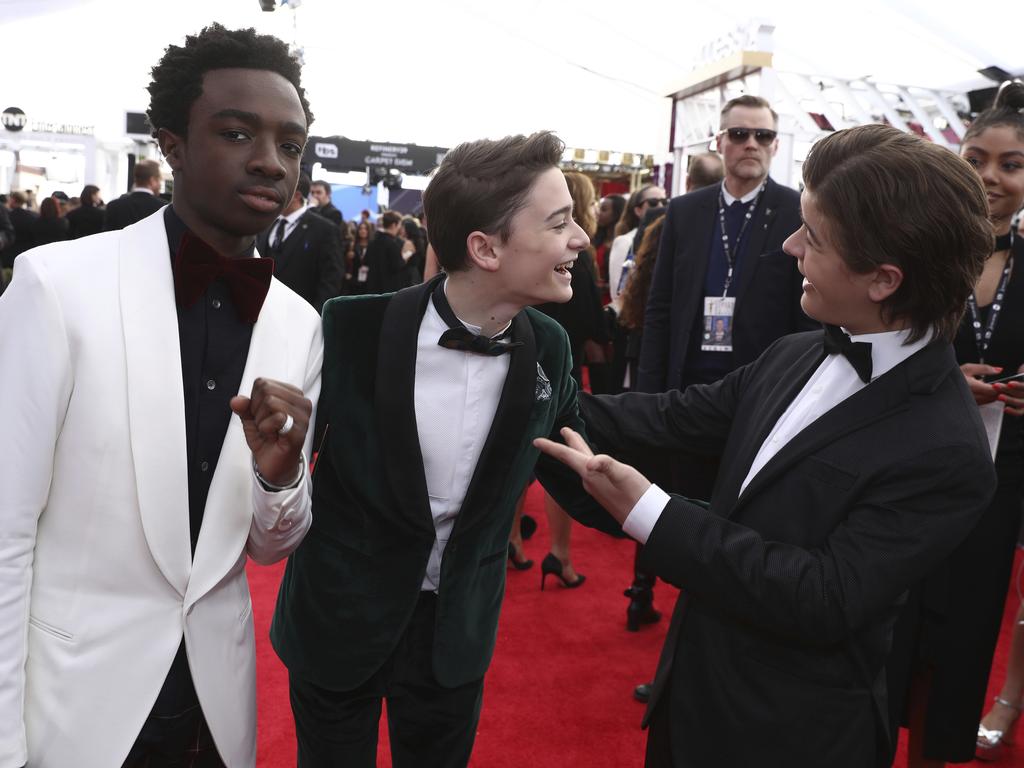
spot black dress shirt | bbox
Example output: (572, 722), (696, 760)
(148, 206), (256, 717)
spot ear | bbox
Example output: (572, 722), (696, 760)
(157, 128), (184, 171)
(867, 263), (903, 303)
(466, 230), (500, 273)
(769, 137), (780, 158)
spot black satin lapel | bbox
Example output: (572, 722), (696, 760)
(450, 310), (537, 539)
(716, 340), (825, 508)
(734, 353), (912, 509)
(374, 278), (441, 535)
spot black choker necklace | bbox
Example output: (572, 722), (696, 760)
(995, 231), (1013, 252)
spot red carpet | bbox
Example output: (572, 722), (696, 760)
(248, 484), (1024, 767)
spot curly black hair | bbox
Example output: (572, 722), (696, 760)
(146, 23), (314, 138)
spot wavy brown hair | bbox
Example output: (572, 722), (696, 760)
(802, 124), (990, 343)
(618, 214), (665, 330)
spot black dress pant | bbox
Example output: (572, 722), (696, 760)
(289, 592), (485, 768)
(121, 704), (224, 768)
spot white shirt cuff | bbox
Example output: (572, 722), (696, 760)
(622, 484), (670, 544)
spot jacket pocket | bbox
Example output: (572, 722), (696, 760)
(29, 615), (74, 642)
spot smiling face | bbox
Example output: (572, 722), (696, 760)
(784, 190), (884, 333)
(158, 67), (307, 253)
(716, 105), (778, 191)
(492, 167), (590, 306)
(961, 124), (1024, 232)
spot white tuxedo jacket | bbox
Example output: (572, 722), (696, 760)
(0, 210), (323, 767)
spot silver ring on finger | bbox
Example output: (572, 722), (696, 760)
(278, 413), (295, 436)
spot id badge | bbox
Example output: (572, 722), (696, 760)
(701, 296), (735, 352)
(357, 265), (369, 283)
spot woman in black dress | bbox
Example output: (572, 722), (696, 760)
(889, 80), (1024, 766)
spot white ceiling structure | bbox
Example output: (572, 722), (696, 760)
(0, 0), (1019, 155)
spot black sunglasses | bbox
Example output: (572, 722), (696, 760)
(718, 127), (778, 146)
(640, 197), (667, 208)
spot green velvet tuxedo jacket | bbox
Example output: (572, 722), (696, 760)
(271, 276), (615, 690)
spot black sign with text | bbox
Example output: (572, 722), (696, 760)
(306, 136), (448, 176)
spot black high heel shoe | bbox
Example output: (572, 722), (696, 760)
(507, 542), (533, 571)
(540, 553), (586, 590)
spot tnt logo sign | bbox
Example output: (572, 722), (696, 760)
(2, 107), (27, 132)
(315, 142), (338, 159)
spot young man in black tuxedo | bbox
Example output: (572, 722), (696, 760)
(272, 131), (618, 767)
(308, 179), (344, 226)
(259, 172), (345, 312)
(0, 25), (321, 768)
(537, 124), (998, 768)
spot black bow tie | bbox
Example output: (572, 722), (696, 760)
(822, 324), (873, 383)
(432, 278), (523, 356)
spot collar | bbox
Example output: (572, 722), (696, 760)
(721, 179), (765, 206)
(163, 205), (256, 264)
(130, 186), (155, 195)
(845, 326), (934, 381)
(281, 203), (308, 226)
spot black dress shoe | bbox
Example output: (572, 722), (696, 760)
(520, 513), (537, 540)
(634, 683), (652, 703)
(540, 553), (585, 590)
(624, 585), (661, 631)
(507, 542), (533, 571)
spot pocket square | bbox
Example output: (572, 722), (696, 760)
(535, 362), (552, 402)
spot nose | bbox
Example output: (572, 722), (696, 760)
(782, 228), (802, 260)
(247, 134), (287, 180)
(571, 221), (590, 250)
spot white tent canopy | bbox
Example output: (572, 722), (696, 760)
(0, 0), (1019, 154)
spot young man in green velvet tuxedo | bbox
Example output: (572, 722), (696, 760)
(271, 131), (618, 767)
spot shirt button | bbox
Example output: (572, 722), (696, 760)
(206, 379), (216, 391)
(200, 461), (209, 472)
(211, 298), (222, 309)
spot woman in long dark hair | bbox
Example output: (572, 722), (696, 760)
(31, 196), (69, 246)
(345, 220), (374, 294)
(889, 80), (1024, 766)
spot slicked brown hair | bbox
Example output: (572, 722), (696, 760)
(802, 124), (990, 343)
(423, 131), (564, 272)
(720, 94), (778, 129)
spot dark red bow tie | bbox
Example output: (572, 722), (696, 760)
(172, 231), (274, 323)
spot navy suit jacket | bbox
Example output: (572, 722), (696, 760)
(636, 177), (814, 393)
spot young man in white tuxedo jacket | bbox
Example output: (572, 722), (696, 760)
(0, 25), (322, 768)
(538, 125), (998, 767)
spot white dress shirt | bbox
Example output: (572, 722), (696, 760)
(721, 181), (762, 206)
(608, 228), (637, 306)
(414, 282), (511, 590)
(272, 203), (308, 247)
(623, 327), (932, 543)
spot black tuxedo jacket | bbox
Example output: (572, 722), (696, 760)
(637, 177), (814, 393)
(310, 201), (343, 226)
(103, 191), (166, 231)
(257, 210), (344, 312)
(365, 231), (414, 294)
(271, 277), (615, 691)
(583, 330), (994, 767)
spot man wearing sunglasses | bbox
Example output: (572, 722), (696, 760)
(637, 93), (811, 458)
(630, 96), (813, 701)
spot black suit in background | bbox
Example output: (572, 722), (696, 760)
(581, 330), (995, 767)
(5, 208), (37, 268)
(256, 210), (345, 313)
(637, 177), (812, 395)
(309, 201), (343, 226)
(364, 231), (414, 294)
(103, 191), (167, 231)
(31, 216), (69, 246)
(65, 205), (105, 239)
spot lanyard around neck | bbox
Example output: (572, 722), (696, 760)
(967, 238), (1014, 362)
(717, 183), (764, 296)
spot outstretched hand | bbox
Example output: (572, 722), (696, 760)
(230, 377), (312, 486)
(533, 427), (651, 525)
